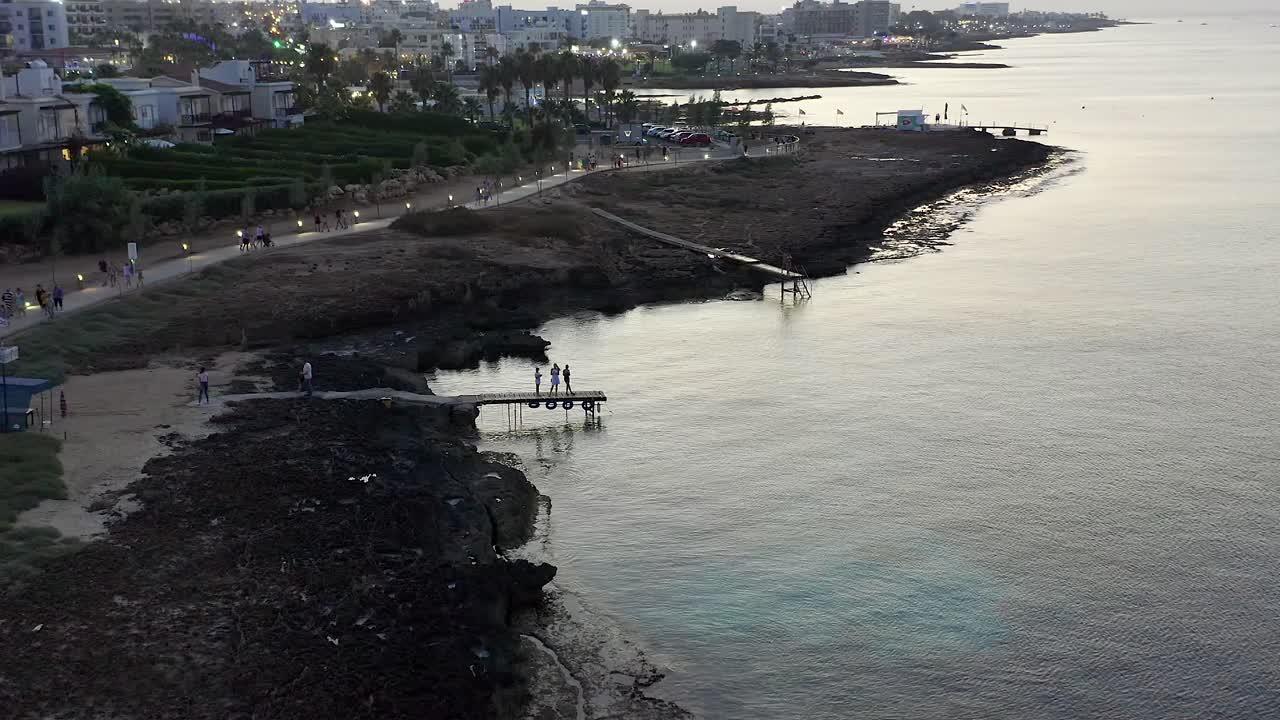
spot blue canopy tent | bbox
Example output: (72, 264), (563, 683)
(1, 376), (56, 432)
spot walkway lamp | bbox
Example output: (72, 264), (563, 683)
(296, 219), (303, 229)
(352, 210), (360, 222)
(76, 273), (85, 290)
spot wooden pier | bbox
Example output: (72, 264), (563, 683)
(591, 208), (811, 297)
(451, 390), (606, 408)
(968, 124), (1049, 136)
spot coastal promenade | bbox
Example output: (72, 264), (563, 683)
(1, 141), (794, 340)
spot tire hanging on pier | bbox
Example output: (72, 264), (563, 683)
(582, 400), (595, 411)
(563, 401), (574, 409)
(528, 401), (540, 408)
(545, 401), (558, 409)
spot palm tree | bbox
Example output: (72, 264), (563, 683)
(485, 46), (500, 67)
(462, 96), (483, 123)
(536, 53), (557, 110)
(431, 82), (461, 115)
(558, 51), (578, 119)
(579, 56), (596, 125)
(409, 65), (435, 108)
(616, 89), (639, 125)
(441, 41), (456, 80)
(599, 58), (621, 126)
(497, 55), (516, 120)
(369, 71), (394, 112)
(359, 47), (379, 77)
(478, 64), (500, 120)
(515, 49), (535, 126)
(305, 43), (336, 90)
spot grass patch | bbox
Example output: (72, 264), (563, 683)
(0, 434), (78, 588)
(391, 207), (496, 237)
(8, 262), (251, 383)
(0, 199), (43, 219)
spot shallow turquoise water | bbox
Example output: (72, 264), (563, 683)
(432, 20), (1280, 719)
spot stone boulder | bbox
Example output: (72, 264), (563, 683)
(343, 183), (360, 193)
(353, 191), (368, 204)
(327, 185), (343, 197)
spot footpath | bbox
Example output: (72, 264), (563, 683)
(0, 139), (796, 340)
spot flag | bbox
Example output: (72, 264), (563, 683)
(836, 109), (844, 115)
(961, 104), (968, 112)
(944, 102), (949, 120)
(799, 109), (806, 115)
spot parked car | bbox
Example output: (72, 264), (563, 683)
(646, 126), (669, 137)
(679, 133), (713, 146)
(657, 128), (682, 139)
(669, 131), (695, 143)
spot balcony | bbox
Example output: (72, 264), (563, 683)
(273, 106), (300, 118)
(180, 113), (211, 125)
(218, 108), (252, 119)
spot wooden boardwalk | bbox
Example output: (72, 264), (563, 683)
(591, 208), (803, 280)
(451, 390), (606, 407)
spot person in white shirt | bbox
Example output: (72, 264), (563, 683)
(197, 367), (210, 404)
(301, 361), (313, 396)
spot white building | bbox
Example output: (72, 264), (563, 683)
(0, 0), (70, 52)
(631, 6), (761, 49)
(0, 61), (96, 168)
(955, 2), (1010, 17)
(575, 1), (628, 42)
(506, 22), (564, 51)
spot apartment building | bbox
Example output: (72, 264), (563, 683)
(0, 61), (97, 169)
(65, 0), (107, 43)
(0, 0), (70, 53)
(575, 1), (628, 42)
(787, 0), (895, 37)
(631, 6), (762, 48)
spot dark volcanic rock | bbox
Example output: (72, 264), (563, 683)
(0, 399), (554, 720)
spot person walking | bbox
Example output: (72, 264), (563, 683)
(52, 284), (64, 311)
(334, 208), (346, 230)
(534, 367), (543, 395)
(300, 360), (314, 396)
(313, 210), (323, 233)
(35, 284), (51, 318)
(563, 364), (572, 395)
(98, 258), (109, 285)
(122, 262), (134, 288)
(1, 287), (14, 319)
(549, 364), (561, 396)
(255, 224), (265, 247)
(14, 288), (25, 317)
(197, 366), (210, 404)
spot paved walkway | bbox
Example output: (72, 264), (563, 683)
(1, 139), (796, 341)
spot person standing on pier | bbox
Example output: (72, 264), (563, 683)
(563, 365), (572, 394)
(197, 366), (210, 404)
(549, 364), (561, 395)
(535, 367), (543, 395)
(300, 360), (314, 397)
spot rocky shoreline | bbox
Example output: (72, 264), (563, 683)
(0, 128), (1054, 719)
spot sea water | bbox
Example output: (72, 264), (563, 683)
(431, 19), (1280, 719)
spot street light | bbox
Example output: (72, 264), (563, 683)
(353, 210), (360, 222)
(296, 219), (303, 229)
(405, 201), (412, 210)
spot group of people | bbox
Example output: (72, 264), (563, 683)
(311, 208), (351, 233)
(98, 259), (143, 289)
(1, 283), (64, 323)
(533, 363), (573, 395)
(475, 177), (502, 206)
(240, 224), (275, 252)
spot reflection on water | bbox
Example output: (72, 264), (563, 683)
(435, 20), (1280, 720)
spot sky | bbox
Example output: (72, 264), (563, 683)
(517, 1), (1280, 19)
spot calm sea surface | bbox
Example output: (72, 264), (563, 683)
(432, 20), (1280, 719)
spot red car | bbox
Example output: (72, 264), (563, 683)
(678, 133), (712, 146)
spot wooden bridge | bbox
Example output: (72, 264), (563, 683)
(591, 208), (811, 298)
